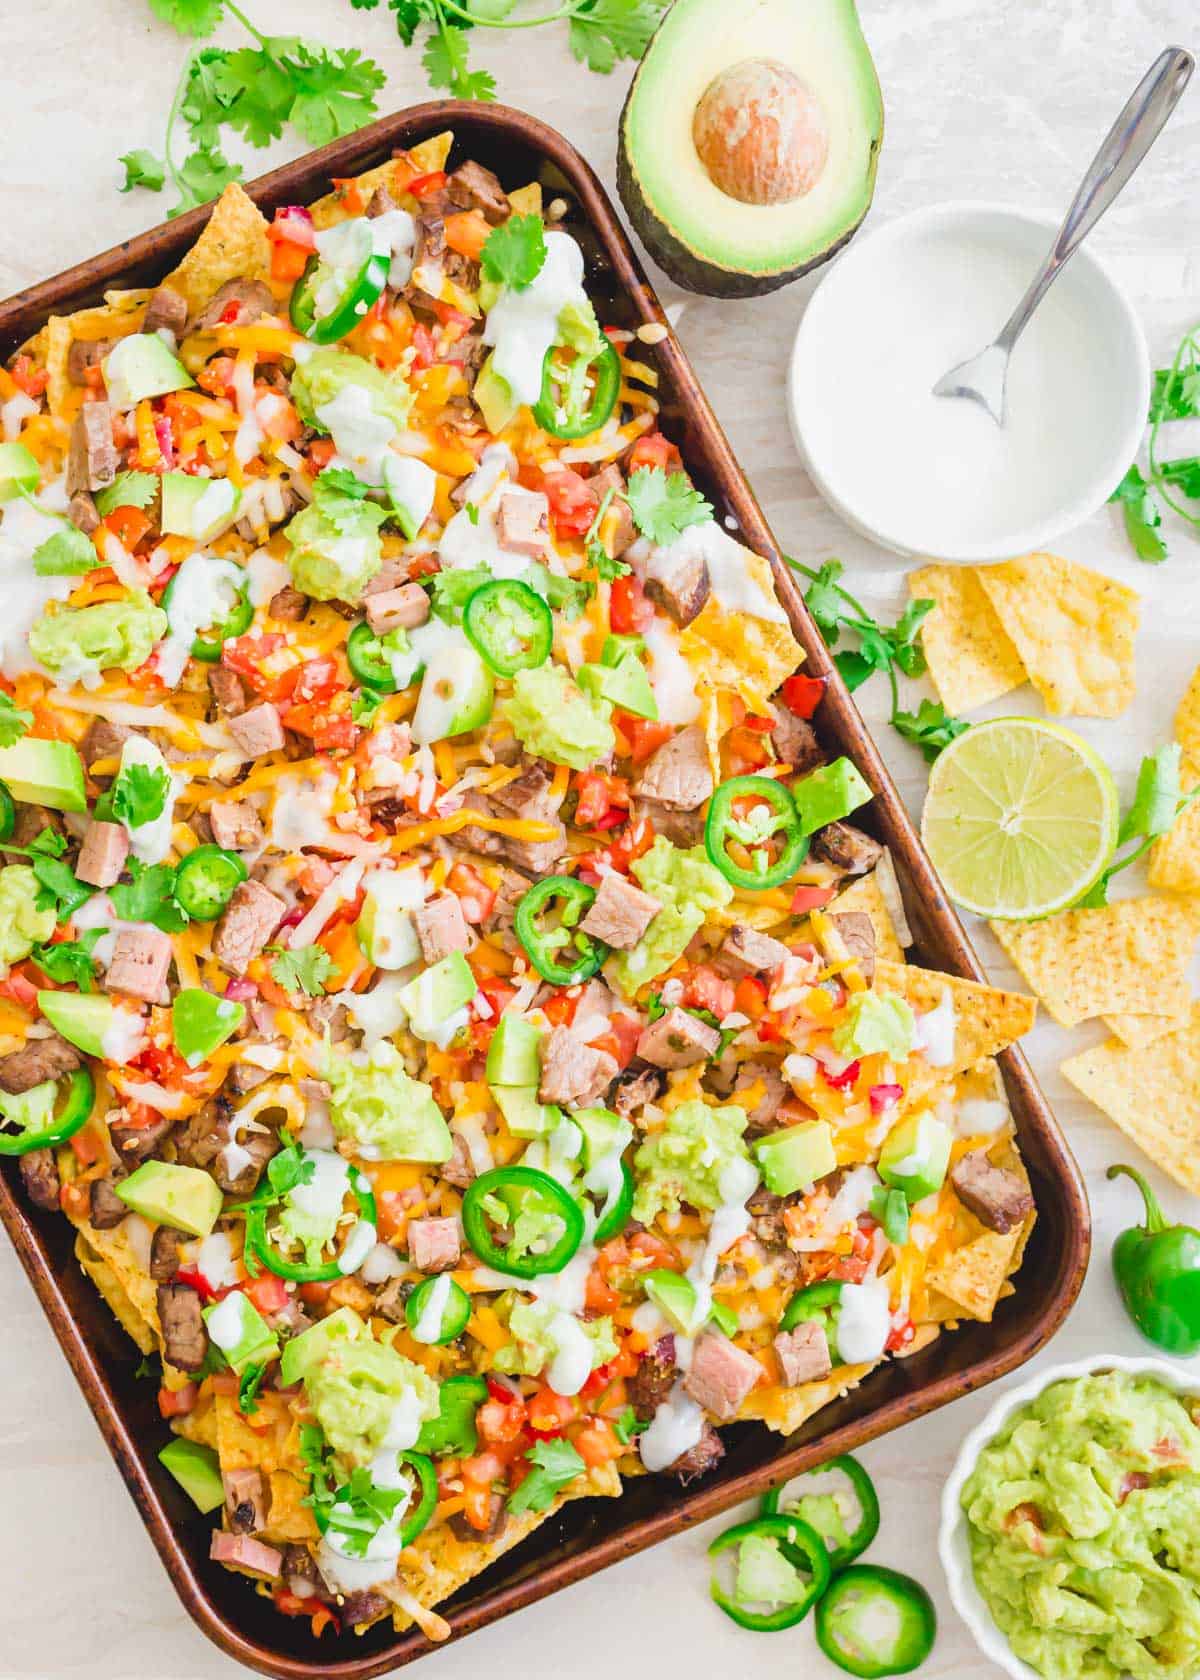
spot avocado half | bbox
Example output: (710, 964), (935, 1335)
(617, 0), (884, 298)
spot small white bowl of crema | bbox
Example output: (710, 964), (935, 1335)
(787, 202), (1150, 562)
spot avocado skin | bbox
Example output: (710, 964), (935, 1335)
(616, 6), (884, 300)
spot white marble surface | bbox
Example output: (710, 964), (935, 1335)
(3, 3), (1200, 1677)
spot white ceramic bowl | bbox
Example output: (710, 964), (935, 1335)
(939, 1354), (1195, 1680)
(787, 202), (1150, 562)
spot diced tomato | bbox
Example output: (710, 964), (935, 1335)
(411, 325), (437, 372)
(527, 1388), (574, 1437)
(267, 206), (317, 250)
(309, 1606), (339, 1639)
(781, 671), (827, 719)
(69, 1123), (107, 1167)
(459, 1478), (499, 1532)
(0, 971), (39, 1012)
(1118, 1472), (1152, 1504)
(153, 413), (177, 470)
(447, 861), (496, 925)
(173, 1266), (222, 1303)
(444, 210), (491, 262)
(604, 816), (656, 875)
(103, 505), (153, 550)
(289, 656), (339, 705)
(477, 975), (518, 1020)
(221, 632), (286, 689)
(429, 298), (474, 329)
(197, 355), (236, 399)
(542, 467), (598, 538)
(790, 883), (837, 914)
(298, 1279), (335, 1307)
(243, 1272), (289, 1316)
(869, 1082), (903, 1116)
(477, 1396), (527, 1446)
(271, 240), (311, 284)
(830, 1227), (872, 1284)
(408, 170), (448, 198)
(683, 965), (734, 1019)
(608, 575), (655, 637)
(626, 432), (681, 474)
(311, 712), (358, 754)
(725, 725), (771, 774)
(543, 993), (578, 1029)
(10, 354), (48, 398)
(885, 1316), (916, 1354)
(307, 436), (337, 472)
(734, 976), (768, 1020)
(331, 177), (365, 214)
(575, 1420), (623, 1466)
(587, 1010), (642, 1069)
(157, 1382), (198, 1418)
(574, 770), (630, 828)
(584, 1265), (622, 1314)
(618, 713), (673, 764)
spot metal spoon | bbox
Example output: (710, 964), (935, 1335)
(933, 46), (1194, 426)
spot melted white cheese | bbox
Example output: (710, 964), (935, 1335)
(483, 231), (591, 406)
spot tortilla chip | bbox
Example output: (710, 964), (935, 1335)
(1061, 1004), (1200, 1193)
(173, 1393), (219, 1451)
(908, 564), (1026, 714)
(1102, 1009), (1189, 1050)
(830, 873), (904, 963)
(389, 1461), (621, 1632)
(214, 1392), (306, 1478)
(700, 684), (740, 782)
(975, 554), (1138, 718)
(162, 183), (270, 319)
(873, 959), (1036, 1075)
(738, 1361), (873, 1435)
(74, 1233), (156, 1354)
(309, 132), (455, 229)
(73, 1216), (161, 1334)
(42, 294), (149, 418)
(1149, 763), (1200, 894)
(925, 1143), (1032, 1320)
(263, 1471), (320, 1544)
(1174, 665), (1200, 763)
(990, 896), (1196, 1027)
(680, 548), (804, 713)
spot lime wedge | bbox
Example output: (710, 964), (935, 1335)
(920, 718), (1119, 920)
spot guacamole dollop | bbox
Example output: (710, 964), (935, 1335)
(290, 347), (412, 440)
(494, 1299), (617, 1381)
(28, 591), (167, 682)
(609, 836), (733, 998)
(832, 990), (916, 1059)
(0, 865), (56, 967)
(632, 1099), (749, 1224)
(502, 665), (614, 772)
(305, 1332), (440, 1466)
(285, 497), (386, 603)
(962, 1370), (1200, 1680)
(328, 1041), (453, 1163)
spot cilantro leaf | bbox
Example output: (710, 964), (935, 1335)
(266, 1140), (317, 1200)
(312, 469), (387, 534)
(111, 762), (171, 830)
(625, 467), (712, 545)
(1158, 456), (1200, 500)
(285, 45), (387, 147)
(29, 929), (103, 992)
(1077, 743), (1200, 907)
(525, 561), (593, 622)
(1150, 364), (1200, 423)
(892, 700), (968, 764)
(180, 47), (235, 149)
(237, 1361), (267, 1416)
(613, 1405), (647, 1445)
(423, 24), (496, 101)
(389, 0), (432, 46)
(32, 525), (102, 578)
(588, 538), (630, 580)
(119, 150), (167, 193)
(568, 0), (667, 73)
(268, 945), (334, 998)
(147, 0), (225, 34)
(95, 473), (159, 518)
(887, 598), (934, 677)
(0, 692), (32, 749)
(507, 1438), (586, 1515)
(109, 860), (189, 932)
(1109, 463), (1168, 564)
(209, 47), (296, 147)
(795, 558), (847, 643)
(481, 214), (547, 291)
(31, 856), (94, 922)
(169, 146), (244, 219)
(316, 466), (370, 502)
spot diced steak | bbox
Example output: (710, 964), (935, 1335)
(829, 910), (876, 982)
(442, 1130), (476, 1189)
(482, 866), (529, 950)
(734, 1061), (789, 1136)
(80, 716), (134, 774)
(373, 1276), (411, 1325)
(223, 1467), (267, 1535)
(682, 1331), (762, 1422)
(213, 880), (287, 975)
(209, 799), (265, 852)
(611, 1064), (665, 1118)
(810, 820), (882, 878)
(150, 1225), (185, 1281)
(407, 1216), (461, 1273)
(19, 1147), (60, 1211)
(67, 336), (114, 384)
(538, 1026), (618, 1108)
(643, 538), (710, 628)
(412, 893), (470, 964)
(632, 724), (713, 810)
(106, 925), (173, 1002)
(446, 159), (510, 223)
(109, 1110), (174, 1165)
(366, 185), (398, 219)
(209, 1531), (282, 1577)
(448, 1489), (508, 1545)
(718, 923), (789, 979)
(771, 702), (824, 775)
(157, 1281), (207, 1372)
(3, 802), (63, 867)
(668, 1422), (725, 1485)
(66, 401), (119, 496)
(228, 701), (285, 758)
(628, 1334), (678, 1420)
(630, 798), (705, 847)
(588, 463), (635, 558)
(225, 1062), (271, 1095)
(75, 819), (130, 888)
(339, 1589), (390, 1629)
(365, 582), (430, 635)
(496, 491), (549, 557)
(68, 490), (101, 535)
(950, 1150), (1034, 1234)
(267, 585), (309, 623)
(89, 1176), (129, 1230)
(142, 285), (189, 337)
(208, 665), (247, 717)
(774, 1321), (833, 1386)
(189, 278), (275, 334)
(636, 1006), (720, 1069)
(579, 871), (661, 950)
(0, 1032), (81, 1094)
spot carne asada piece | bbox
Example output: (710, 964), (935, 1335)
(950, 1150), (1034, 1234)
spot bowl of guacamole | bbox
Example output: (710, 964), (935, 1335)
(939, 1357), (1200, 1680)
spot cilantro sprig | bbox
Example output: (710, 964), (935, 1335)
(268, 944), (335, 998)
(299, 1421), (414, 1555)
(481, 213), (547, 291)
(1111, 322), (1200, 564)
(1076, 742), (1200, 908)
(0, 693), (32, 750)
(30, 930), (104, 992)
(625, 467), (712, 545)
(507, 1437), (586, 1515)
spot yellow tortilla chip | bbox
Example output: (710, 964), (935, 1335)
(908, 564), (1026, 714)
(699, 684), (740, 782)
(1062, 1004), (1200, 1193)
(975, 553), (1138, 718)
(73, 1216), (162, 1335)
(263, 1472), (319, 1544)
(680, 548), (804, 714)
(990, 896), (1196, 1027)
(925, 1144), (1033, 1320)
(830, 873), (904, 963)
(873, 959), (1036, 1075)
(1149, 763), (1200, 894)
(163, 183), (270, 319)
(1174, 664), (1200, 763)
(74, 1233), (156, 1354)
(214, 1392), (306, 1478)
(42, 294), (149, 419)
(1102, 1009), (1189, 1050)
(309, 132), (455, 229)
(173, 1393), (219, 1451)
(739, 1361), (873, 1435)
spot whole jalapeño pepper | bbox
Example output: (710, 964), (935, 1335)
(1108, 1163), (1200, 1356)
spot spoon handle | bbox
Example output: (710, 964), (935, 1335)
(997, 46), (1193, 353)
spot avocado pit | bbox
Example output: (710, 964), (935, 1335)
(692, 58), (830, 206)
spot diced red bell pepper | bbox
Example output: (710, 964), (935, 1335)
(885, 1317), (916, 1354)
(407, 171), (447, 199)
(868, 1082), (903, 1116)
(173, 1266), (222, 1303)
(822, 1058), (861, 1092)
(104, 505), (153, 550)
(781, 672), (827, 719)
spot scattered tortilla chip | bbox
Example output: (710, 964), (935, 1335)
(680, 548), (804, 714)
(1102, 1008), (1189, 1050)
(1174, 664), (1200, 764)
(41, 294), (148, 419)
(163, 183), (270, 319)
(1149, 763), (1200, 894)
(830, 873), (904, 963)
(1062, 1004), (1200, 1193)
(926, 1143), (1032, 1320)
(990, 896), (1196, 1027)
(173, 1393), (219, 1451)
(699, 684), (740, 783)
(739, 1361), (873, 1436)
(74, 1233), (156, 1354)
(874, 959), (1036, 1075)
(73, 1216), (161, 1335)
(975, 554), (1138, 718)
(908, 564), (1026, 714)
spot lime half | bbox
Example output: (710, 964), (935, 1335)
(921, 718), (1119, 919)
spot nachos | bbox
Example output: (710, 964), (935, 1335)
(0, 136), (1036, 1642)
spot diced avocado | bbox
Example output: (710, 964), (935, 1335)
(878, 1112), (953, 1203)
(494, 1086), (561, 1139)
(473, 354), (518, 433)
(116, 1161), (223, 1238)
(411, 640), (494, 746)
(0, 738), (86, 813)
(172, 989), (245, 1067)
(644, 1267), (702, 1334)
(793, 756), (873, 837)
(578, 653), (658, 721)
(383, 455), (437, 541)
(158, 1438), (225, 1513)
(486, 1014), (542, 1089)
(0, 442), (40, 502)
(36, 990), (114, 1058)
(617, 0), (883, 298)
(202, 1291), (278, 1374)
(279, 1305), (361, 1388)
(398, 951), (477, 1042)
(709, 1299), (740, 1337)
(601, 634), (646, 667)
(755, 1119), (837, 1196)
(355, 868), (424, 970)
(102, 334), (195, 409)
(160, 472), (242, 543)
(572, 1105), (633, 1169)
